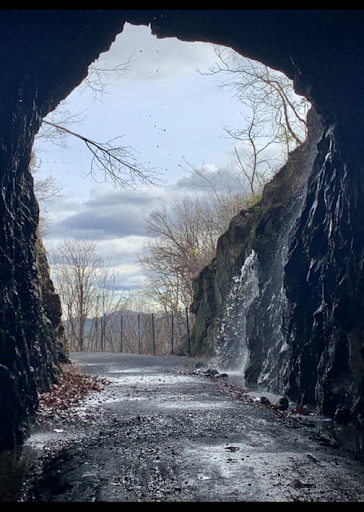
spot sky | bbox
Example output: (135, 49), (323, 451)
(32, 22), (260, 293)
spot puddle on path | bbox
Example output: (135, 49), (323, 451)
(181, 440), (364, 501)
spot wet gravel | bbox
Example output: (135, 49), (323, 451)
(2, 352), (364, 502)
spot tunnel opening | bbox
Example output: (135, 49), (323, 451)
(33, 21), (308, 357)
(1, 10), (364, 455)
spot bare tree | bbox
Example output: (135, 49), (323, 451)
(180, 160), (251, 224)
(35, 55), (134, 145)
(89, 265), (124, 351)
(51, 238), (129, 352)
(226, 105), (282, 197)
(79, 53), (136, 101)
(29, 152), (65, 238)
(30, 152), (64, 203)
(51, 239), (102, 351)
(137, 192), (241, 323)
(197, 46), (310, 196)
(201, 46), (309, 152)
(34, 53), (162, 190)
(40, 120), (160, 190)
(35, 101), (87, 149)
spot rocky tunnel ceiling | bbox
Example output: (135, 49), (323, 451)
(3, 10), (364, 129)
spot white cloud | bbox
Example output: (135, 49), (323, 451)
(36, 23), (257, 292)
(101, 23), (218, 84)
(45, 185), (172, 241)
(94, 237), (148, 266)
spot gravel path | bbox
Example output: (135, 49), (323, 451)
(3, 352), (364, 502)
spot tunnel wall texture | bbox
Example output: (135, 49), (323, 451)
(1, 10), (364, 449)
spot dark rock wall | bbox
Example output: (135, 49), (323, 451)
(1, 10), (364, 449)
(181, 11), (364, 424)
(0, 11), (130, 451)
(243, 109), (324, 389)
(0, 81), (59, 451)
(283, 126), (364, 424)
(35, 231), (69, 363)
(190, 108), (323, 359)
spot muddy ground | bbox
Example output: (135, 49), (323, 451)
(2, 352), (364, 502)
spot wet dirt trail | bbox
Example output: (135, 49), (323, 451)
(3, 352), (364, 502)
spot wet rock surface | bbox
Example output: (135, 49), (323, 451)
(2, 9), (364, 454)
(3, 352), (364, 502)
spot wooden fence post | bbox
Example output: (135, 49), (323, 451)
(120, 313), (123, 353)
(171, 311), (174, 355)
(138, 313), (141, 354)
(186, 307), (191, 356)
(152, 313), (155, 355)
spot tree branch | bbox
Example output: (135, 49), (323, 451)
(42, 120), (162, 189)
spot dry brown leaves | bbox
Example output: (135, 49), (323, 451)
(36, 362), (110, 426)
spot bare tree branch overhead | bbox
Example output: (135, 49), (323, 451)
(34, 53), (163, 190)
(41, 120), (162, 189)
(198, 45), (309, 160)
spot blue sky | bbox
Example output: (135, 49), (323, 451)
(32, 22), (259, 291)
